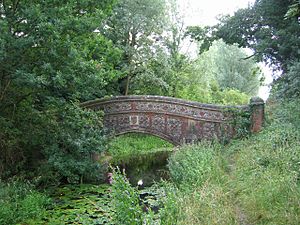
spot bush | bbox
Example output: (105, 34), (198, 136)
(0, 117), (24, 177)
(270, 98), (300, 129)
(0, 99), (109, 185)
(158, 183), (179, 225)
(177, 83), (250, 106)
(0, 180), (50, 225)
(110, 167), (144, 225)
(218, 89), (250, 105)
(273, 61), (300, 99)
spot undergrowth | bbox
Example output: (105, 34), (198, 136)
(0, 180), (50, 225)
(108, 100), (300, 224)
(5, 100), (298, 224)
(160, 99), (300, 224)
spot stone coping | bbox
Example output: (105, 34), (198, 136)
(81, 95), (251, 111)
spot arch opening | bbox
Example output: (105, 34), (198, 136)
(114, 130), (177, 146)
(108, 132), (174, 186)
(108, 132), (174, 157)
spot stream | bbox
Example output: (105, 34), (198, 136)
(38, 149), (172, 224)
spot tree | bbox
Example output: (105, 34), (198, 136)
(175, 40), (261, 105)
(272, 60), (300, 99)
(0, 0), (121, 182)
(196, 40), (261, 95)
(187, 0), (300, 72)
(102, 0), (167, 95)
(163, 0), (193, 97)
(285, 0), (300, 19)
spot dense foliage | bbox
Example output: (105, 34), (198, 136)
(187, 0), (300, 71)
(272, 60), (300, 99)
(0, 0), (120, 182)
(0, 180), (50, 224)
(176, 40), (261, 104)
(102, 0), (167, 95)
(1, 0), (299, 223)
(1, 0), (258, 184)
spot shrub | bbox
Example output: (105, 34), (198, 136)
(36, 102), (108, 184)
(220, 89), (250, 105)
(158, 182), (179, 225)
(273, 61), (300, 99)
(0, 180), (50, 225)
(110, 167), (144, 225)
(0, 100), (109, 185)
(0, 117), (24, 177)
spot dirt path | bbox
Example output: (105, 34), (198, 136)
(227, 155), (251, 225)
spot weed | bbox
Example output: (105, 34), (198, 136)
(0, 180), (50, 225)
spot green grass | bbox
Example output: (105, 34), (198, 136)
(100, 100), (300, 224)
(108, 133), (173, 160)
(227, 123), (300, 224)
(158, 99), (300, 224)
(166, 143), (239, 224)
(6, 100), (298, 225)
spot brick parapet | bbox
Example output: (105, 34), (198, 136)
(81, 95), (264, 145)
(250, 97), (265, 133)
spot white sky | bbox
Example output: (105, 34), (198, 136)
(178, 0), (272, 100)
(178, 0), (255, 26)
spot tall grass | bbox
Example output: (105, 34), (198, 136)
(166, 143), (239, 224)
(162, 100), (300, 224)
(106, 100), (300, 224)
(0, 180), (50, 225)
(168, 142), (224, 189)
(226, 100), (300, 224)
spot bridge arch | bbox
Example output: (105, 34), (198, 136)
(114, 130), (177, 146)
(81, 95), (264, 145)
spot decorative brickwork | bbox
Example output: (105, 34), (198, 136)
(81, 96), (264, 145)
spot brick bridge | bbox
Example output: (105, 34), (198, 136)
(81, 96), (264, 145)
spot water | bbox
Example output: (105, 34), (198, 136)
(112, 149), (172, 187)
(38, 150), (173, 224)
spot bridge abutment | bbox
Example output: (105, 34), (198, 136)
(250, 97), (265, 133)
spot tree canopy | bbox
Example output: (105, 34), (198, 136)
(187, 0), (300, 72)
(102, 0), (167, 95)
(0, 0), (121, 182)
